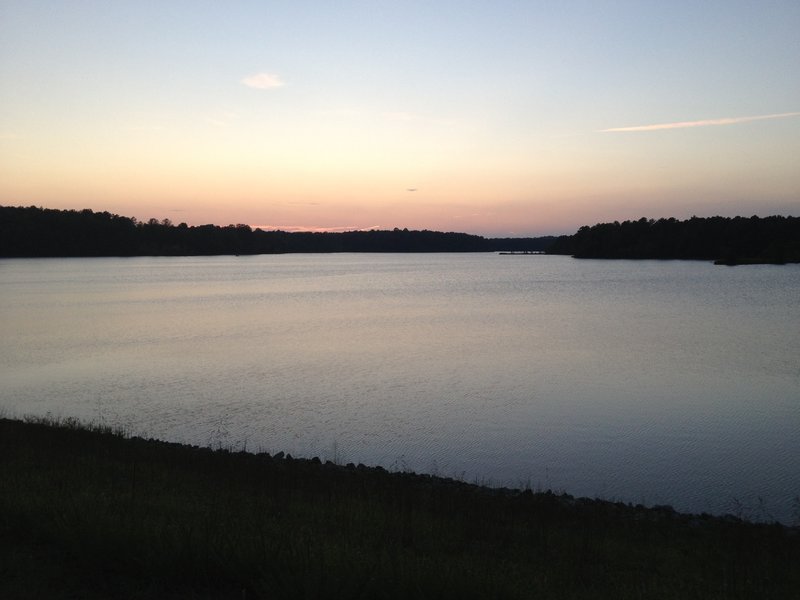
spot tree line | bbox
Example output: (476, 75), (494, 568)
(547, 215), (800, 264)
(4, 206), (796, 263)
(0, 205), (554, 257)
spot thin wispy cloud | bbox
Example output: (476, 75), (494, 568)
(316, 108), (363, 119)
(383, 111), (421, 122)
(203, 110), (240, 127)
(127, 125), (165, 133)
(381, 111), (456, 127)
(599, 111), (800, 132)
(241, 72), (286, 90)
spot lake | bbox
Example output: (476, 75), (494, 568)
(1, 254), (798, 523)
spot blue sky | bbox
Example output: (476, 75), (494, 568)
(1, 1), (798, 235)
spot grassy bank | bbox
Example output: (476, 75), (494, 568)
(1, 417), (798, 599)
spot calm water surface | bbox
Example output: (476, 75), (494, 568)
(1, 254), (798, 522)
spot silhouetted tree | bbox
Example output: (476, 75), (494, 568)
(0, 206), (500, 256)
(547, 215), (800, 264)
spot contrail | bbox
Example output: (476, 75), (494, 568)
(599, 111), (800, 132)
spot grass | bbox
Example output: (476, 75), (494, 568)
(1, 415), (798, 599)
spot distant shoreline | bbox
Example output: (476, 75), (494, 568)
(0, 205), (555, 257)
(2, 205), (798, 265)
(547, 215), (800, 265)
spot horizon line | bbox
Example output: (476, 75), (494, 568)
(250, 224), (382, 233)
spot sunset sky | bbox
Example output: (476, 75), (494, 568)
(1, 1), (798, 236)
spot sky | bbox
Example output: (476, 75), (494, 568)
(1, 1), (798, 237)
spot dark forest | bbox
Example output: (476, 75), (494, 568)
(548, 215), (800, 264)
(2, 206), (798, 264)
(0, 205), (554, 256)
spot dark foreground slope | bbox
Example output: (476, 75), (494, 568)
(548, 216), (800, 264)
(1, 417), (798, 599)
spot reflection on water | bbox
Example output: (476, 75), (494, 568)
(1, 254), (798, 522)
